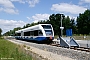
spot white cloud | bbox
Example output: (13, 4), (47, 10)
(0, 19), (26, 34)
(80, 0), (90, 3)
(11, 0), (39, 7)
(10, 0), (25, 3)
(4, 8), (19, 14)
(32, 14), (50, 23)
(27, 17), (31, 20)
(0, 0), (15, 8)
(0, 0), (39, 14)
(0, 0), (18, 14)
(27, 0), (39, 7)
(0, 8), (3, 11)
(51, 3), (87, 14)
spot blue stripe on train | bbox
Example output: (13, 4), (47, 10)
(15, 36), (54, 41)
(24, 37), (46, 41)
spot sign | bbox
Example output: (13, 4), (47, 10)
(66, 29), (72, 36)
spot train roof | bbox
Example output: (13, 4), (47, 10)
(15, 24), (51, 33)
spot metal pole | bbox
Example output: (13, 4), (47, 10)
(61, 15), (62, 37)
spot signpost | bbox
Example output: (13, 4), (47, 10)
(60, 14), (64, 37)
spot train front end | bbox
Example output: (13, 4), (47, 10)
(41, 24), (54, 42)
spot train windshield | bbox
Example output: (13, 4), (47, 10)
(41, 25), (51, 29)
(45, 30), (53, 36)
(41, 25), (53, 36)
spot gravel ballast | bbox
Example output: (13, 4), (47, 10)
(6, 39), (90, 60)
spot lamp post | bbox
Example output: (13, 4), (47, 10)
(60, 27), (64, 37)
(60, 14), (64, 37)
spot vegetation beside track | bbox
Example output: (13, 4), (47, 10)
(0, 38), (32, 60)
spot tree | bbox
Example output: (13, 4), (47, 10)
(62, 16), (72, 35)
(70, 18), (77, 34)
(0, 28), (2, 37)
(77, 9), (90, 35)
(49, 14), (60, 35)
(3, 27), (22, 36)
(49, 14), (65, 36)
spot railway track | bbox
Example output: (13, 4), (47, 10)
(70, 47), (90, 52)
(5, 37), (90, 52)
(49, 42), (90, 52)
(6, 38), (90, 60)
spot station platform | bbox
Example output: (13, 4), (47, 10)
(53, 38), (90, 48)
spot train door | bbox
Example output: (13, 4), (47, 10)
(21, 31), (24, 37)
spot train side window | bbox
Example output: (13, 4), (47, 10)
(24, 31), (30, 36)
(34, 30), (38, 36)
(30, 31), (34, 36)
(38, 30), (43, 36)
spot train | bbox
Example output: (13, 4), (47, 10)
(15, 24), (54, 43)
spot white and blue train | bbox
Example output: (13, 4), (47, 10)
(15, 24), (54, 43)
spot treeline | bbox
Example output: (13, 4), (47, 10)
(0, 28), (2, 37)
(3, 9), (90, 36)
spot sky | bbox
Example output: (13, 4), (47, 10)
(0, 0), (90, 34)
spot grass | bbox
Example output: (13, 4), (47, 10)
(0, 38), (32, 60)
(73, 36), (90, 40)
